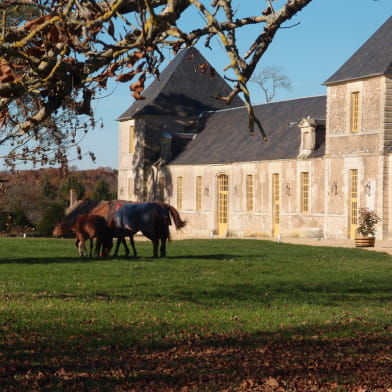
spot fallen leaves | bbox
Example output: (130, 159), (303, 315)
(0, 59), (16, 83)
(1, 330), (392, 391)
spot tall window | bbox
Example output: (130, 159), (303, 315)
(246, 175), (254, 212)
(196, 176), (202, 211)
(301, 172), (309, 213)
(177, 176), (183, 210)
(272, 173), (280, 237)
(129, 124), (135, 153)
(351, 92), (360, 133)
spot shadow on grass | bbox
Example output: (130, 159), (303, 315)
(1, 322), (392, 391)
(0, 253), (238, 265)
(174, 282), (392, 306)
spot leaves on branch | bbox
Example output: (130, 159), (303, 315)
(199, 62), (209, 73)
(0, 107), (9, 128)
(76, 90), (93, 115)
(116, 63), (145, 83)
(131, 74), (147, 100)
(0, 59), (16, 83)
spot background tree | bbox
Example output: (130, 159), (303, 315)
(0, 0), (313, 168)
(93, 178), (115, 201)
(9, 206), (33, 233)
(60, 175), (85, 202)
(41, 174), (58, 200)
(251, 65), (293, 103)
(36, 202), (65, 236)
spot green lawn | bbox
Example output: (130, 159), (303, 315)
(1, 237), (391, 391)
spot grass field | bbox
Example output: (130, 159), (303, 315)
(1, 237), (392, 391)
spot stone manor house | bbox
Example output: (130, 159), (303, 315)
(117, 16), (392, 240)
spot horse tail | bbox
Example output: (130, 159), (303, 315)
(167, 205), (186, 231)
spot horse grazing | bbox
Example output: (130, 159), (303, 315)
(72, 214), (113, 257)
(90, 200), (132, 256)
(52, 199), (128, 254)
(53, 199), (101, 236)
(111, 202), (186, 258)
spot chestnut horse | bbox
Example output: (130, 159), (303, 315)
(111, 202), (186, 258)
(53, 199), (130, 256)
(52, 199), (101, 237)
(72, 214), (113, 257)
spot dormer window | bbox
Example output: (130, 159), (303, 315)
(298, 117), (317, 158)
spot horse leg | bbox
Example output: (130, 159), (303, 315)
(160, 237), (167, 257)
(88, 238), (94, 257)
(113, 236), (122, 257)
(79, 240), (87, 257)
(128, 235), (137, 257)
(75, 234), (86, 256)
(122, 237), (130, 256)
(95, 237), (102, 257)
(152, 239), (159, 258)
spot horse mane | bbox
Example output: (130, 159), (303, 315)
(65, 199), (100, 216)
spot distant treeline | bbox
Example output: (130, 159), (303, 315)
(0, 167), (118, 236)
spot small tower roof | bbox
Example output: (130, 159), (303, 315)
(117, 47), (243, 120)
(324, 16), (392, 85)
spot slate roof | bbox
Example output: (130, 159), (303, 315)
(324, 16), (392, 85)
(117, 47), (244, 120)
(170, 96), (327, 165)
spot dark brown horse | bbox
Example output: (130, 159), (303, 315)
(71, 214), (113, 257)
(111, 202), (186, 258)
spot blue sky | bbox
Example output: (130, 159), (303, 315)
(62, 0), (392, 169)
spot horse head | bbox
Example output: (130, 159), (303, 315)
(52, 220), (67, 237)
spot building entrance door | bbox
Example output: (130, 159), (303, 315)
(349, 169), (358, 239)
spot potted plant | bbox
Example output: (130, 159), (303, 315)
(355, 207), (381, 247)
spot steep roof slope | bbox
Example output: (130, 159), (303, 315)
(325, 16), (392, 85)
(170, 96), (326, 165)
(118, 47), (243, 120)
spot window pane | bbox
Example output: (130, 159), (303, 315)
(246, 175), (254, 212)
(177, 177), (183, 210)
(351, 92), (360, 133)
(196, 176), (202, 211)
(301, 172), (309, 213)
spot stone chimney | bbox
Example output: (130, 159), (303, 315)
(69, 188), (77, 208)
